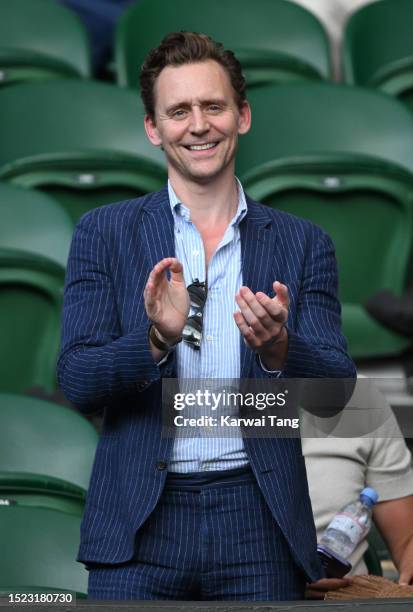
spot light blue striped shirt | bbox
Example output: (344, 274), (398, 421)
(168, 179), (250, 472)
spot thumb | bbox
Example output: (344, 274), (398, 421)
(273, 281), (290, 307)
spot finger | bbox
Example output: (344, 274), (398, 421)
(256, 291), (288, 322)
(235, 291), (269, 337)
(305, 587), (325, 600)
(307, 577), (352, 592)
(151, 257), (180, 278)
(273, 281), (290, 308)
(145, 258), (177, 301)
(233, 311), (259, 348)
(238, 287), (272, 326)
(168, 258), (185, 282)
(305, 577), (352, 600)
(144, 280), (155, 305)
(147, 258), (173, 287)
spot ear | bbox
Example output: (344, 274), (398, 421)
(237, 100), (251, 136)
(144, 114), (163, 147)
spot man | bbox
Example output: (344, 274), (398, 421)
(58, 32), (356, 600)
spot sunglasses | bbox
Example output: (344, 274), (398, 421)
(182, 279), (208, 349)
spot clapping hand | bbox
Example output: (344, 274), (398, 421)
(234, 280), (290, 369)
(144, 257), (190, 343)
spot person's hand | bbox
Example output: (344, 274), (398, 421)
(144, 257), (190, 342)
(234, 281), (289, 369)
(305, 577), (353, 599)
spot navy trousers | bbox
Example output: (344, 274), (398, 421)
(87, 468), (306, 601)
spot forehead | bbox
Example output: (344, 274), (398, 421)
(153, 60), (236, 110)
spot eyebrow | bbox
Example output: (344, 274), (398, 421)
(164, 99), (228, 114)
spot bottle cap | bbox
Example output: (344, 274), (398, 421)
(360, 487), (379, 507)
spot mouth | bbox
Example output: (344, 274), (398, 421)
(184, 142), (218, 151)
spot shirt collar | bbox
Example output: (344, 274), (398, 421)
(168, 178), (248, 227)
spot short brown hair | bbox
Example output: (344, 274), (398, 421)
(140, 31), (247, 120)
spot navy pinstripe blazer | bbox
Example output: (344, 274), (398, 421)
(57, 186), (356, 582)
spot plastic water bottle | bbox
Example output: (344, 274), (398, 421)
(317, 487), (379, 577)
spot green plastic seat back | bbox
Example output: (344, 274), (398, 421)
(0, 250), (64, 393)
(364, 523), (389, 576)
(0, 0), (91, 86)
(343, 0), (413, 99)
(36, 185), (150, 225)
(0, 80), (167, 223)
(0, 493), (84, 517)
(238, 84), (413, 359)
(115, 0), (331, 89)
(0, 182), (73, 268)
(399, 89), (413, 113)
(0, 506), (87, 596)
(367, 523), (390, 566)
(260, 174), (410, 305)
(238, 83), (413, 176)
(256, 172), (413, 359)
(363, 544), (383, 577)
(0, 393), (98, 496)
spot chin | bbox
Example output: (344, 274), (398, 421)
(188, 171), (223, 184)
(187, 161), (231, 183)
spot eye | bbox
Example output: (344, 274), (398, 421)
(206, 104), (223, 114)
(171, 108), (188, 120)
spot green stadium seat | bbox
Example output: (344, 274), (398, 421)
(0, 505), (87, 597)
(237, 83), (413, 360)
(115, 0), (331, 90)
(363, 543), (383, 577)
(0, 80), (167, 223)
(0, 182), (73, 269)
(367, 523), (390, 569)
(0, 249), (65, 394)
(0, 393), (97, 516)
(343, 0), (413, 107)
(0, 0), (91, 86)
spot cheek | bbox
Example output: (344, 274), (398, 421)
(221, 121), (240, 138)
(166, 129), (187, 147)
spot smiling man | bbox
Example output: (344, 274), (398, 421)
(58, 32), (356, 601)
(144, 60), (249, 185)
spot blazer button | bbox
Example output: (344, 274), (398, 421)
(156, 460), (168, 471)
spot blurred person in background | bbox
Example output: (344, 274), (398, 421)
(59, 0), (135, 77)
(302, 381), (413, 598)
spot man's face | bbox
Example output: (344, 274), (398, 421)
(144, 60), (251, 186)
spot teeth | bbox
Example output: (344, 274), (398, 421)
(188, 143), (216, 151)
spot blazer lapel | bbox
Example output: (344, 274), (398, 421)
(138, 186), (176, 267)
(240, 197), (278, 378)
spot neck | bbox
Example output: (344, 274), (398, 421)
(169, 169), (239, 228)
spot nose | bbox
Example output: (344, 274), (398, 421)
(189, 106), (209, 135)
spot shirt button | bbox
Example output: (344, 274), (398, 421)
(192, 249), (200, 257)
(206, 335), (213, 342)
(156, 460), (168, 471)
